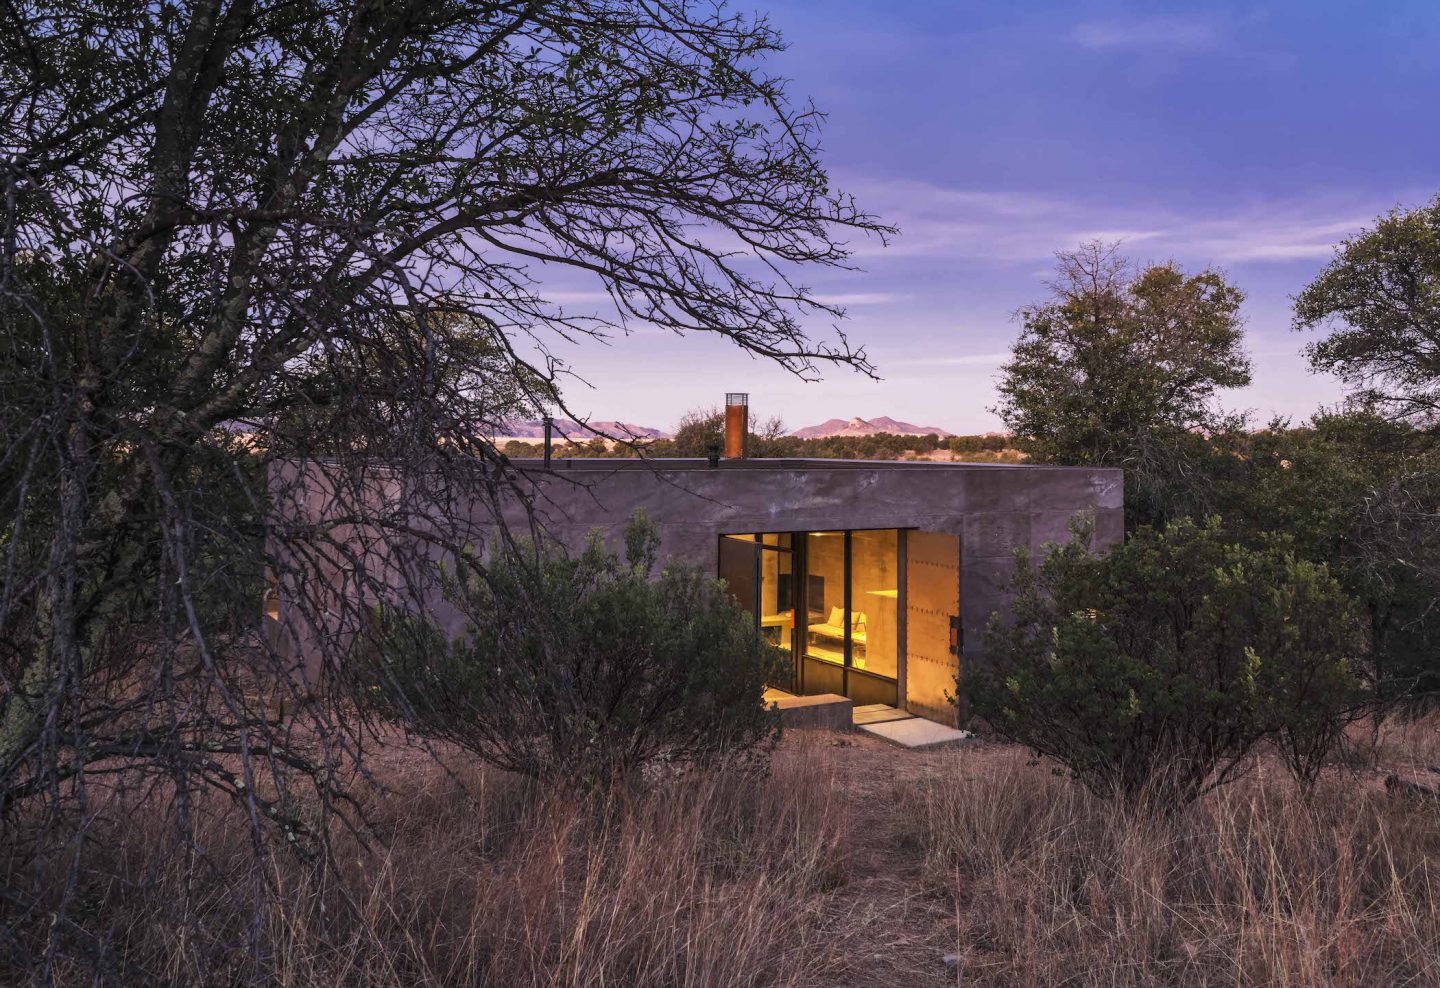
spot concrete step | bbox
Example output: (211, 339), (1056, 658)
(859, 717), (974, 750)
(765, 691), (853, 731)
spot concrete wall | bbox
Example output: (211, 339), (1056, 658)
(493, 458), (1123, 658)
(271, 457), (1123, 720)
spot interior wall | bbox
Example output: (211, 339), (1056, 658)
(805, 532), (844, 620)
(760, 543), (780, 615)
(850, 530), (899, 680)
(905, 530), (961, 726)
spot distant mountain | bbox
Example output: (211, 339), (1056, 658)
(792, 416), (954, 439)
(495, 418), (670, 441)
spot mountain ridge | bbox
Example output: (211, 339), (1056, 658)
(791, 415), (954, 439)
(495, 414), (961, 443)
(495, 419), (671, 441)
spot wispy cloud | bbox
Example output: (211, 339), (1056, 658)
(847, 178), (1382, 267)
(811, 291), (907, 306)
(884, 351), (1010, 369)
(1185, 217), (1369, 262)
(1069, 16), (1224, 52)
(845, 181), (1165, 261)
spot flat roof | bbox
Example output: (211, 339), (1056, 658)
(509, 456), (1104, 473)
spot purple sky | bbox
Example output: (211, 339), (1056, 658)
(559, 0), (1440, 434)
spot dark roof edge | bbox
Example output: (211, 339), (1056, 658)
(508, 456), (1117, 474)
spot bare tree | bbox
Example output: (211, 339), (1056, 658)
(0, 0), (888, 977)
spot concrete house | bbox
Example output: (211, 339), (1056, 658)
(269, 394), (1122, 740)
(489, 395), (1122, 736)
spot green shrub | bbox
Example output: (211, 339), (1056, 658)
(358, 510), (784, 788)
(968, 517), (1369, 805)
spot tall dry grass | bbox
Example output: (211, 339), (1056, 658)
(271, 751), (855, 986)
(4, 741), (856, 987)
(11, 718), (1440, 986)
(903, 733), (1440, 987)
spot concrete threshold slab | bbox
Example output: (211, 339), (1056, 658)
(767, 692), (852, 732)
(859, 717), (974, 750)
(852, 704), (913, 726)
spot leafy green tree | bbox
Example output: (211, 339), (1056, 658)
(667, 408), (727, 456)
(995, 242), (1251, 527)
(1287, 198), (1440, 698)
(1295, 196), (1440, 422)
(970, 518), (1369, 804)
(359, 511), (783, 787)
(1210, 411), (1440, 696)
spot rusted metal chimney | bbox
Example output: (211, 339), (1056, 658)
(724, 393), (749, 459)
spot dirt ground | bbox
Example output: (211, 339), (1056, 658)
(775, 732), (1001, 986)
(753, 719), (1440, 987)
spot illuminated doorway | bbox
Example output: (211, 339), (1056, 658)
(719, 529), (903, 707)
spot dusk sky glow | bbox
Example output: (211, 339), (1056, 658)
(563, 0), (1440, 433)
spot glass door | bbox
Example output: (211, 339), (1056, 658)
(722, 529), (901, 706)
(847, 529), (900, 707)
(758, 534), (796, 680)
(719, 533), (799, 693)
(796, 530), (900, 706)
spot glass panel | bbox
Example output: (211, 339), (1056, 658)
(850, 530), (899, 680)
(758, 534), (794, 656)
(717, 536), (759, 622)
(803, 531), (846, 668)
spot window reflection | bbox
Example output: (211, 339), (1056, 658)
(759, 533), (793, 654)
(804, 531), (847, 666)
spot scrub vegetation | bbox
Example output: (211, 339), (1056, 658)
(501, 423), (1028, 463)
(972, 516), (1369, 804)
(5, 0), (1440, 983)
(6, 726), (1440, 986)
(993, 241), (1440, 700)
(356, 510), (784, 787)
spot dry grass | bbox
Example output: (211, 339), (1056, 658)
(10, 718), (1440, 986)
(902, 727), (1440, 987)
(7, 738), (861, 987)
(268, 749), (854, 987)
